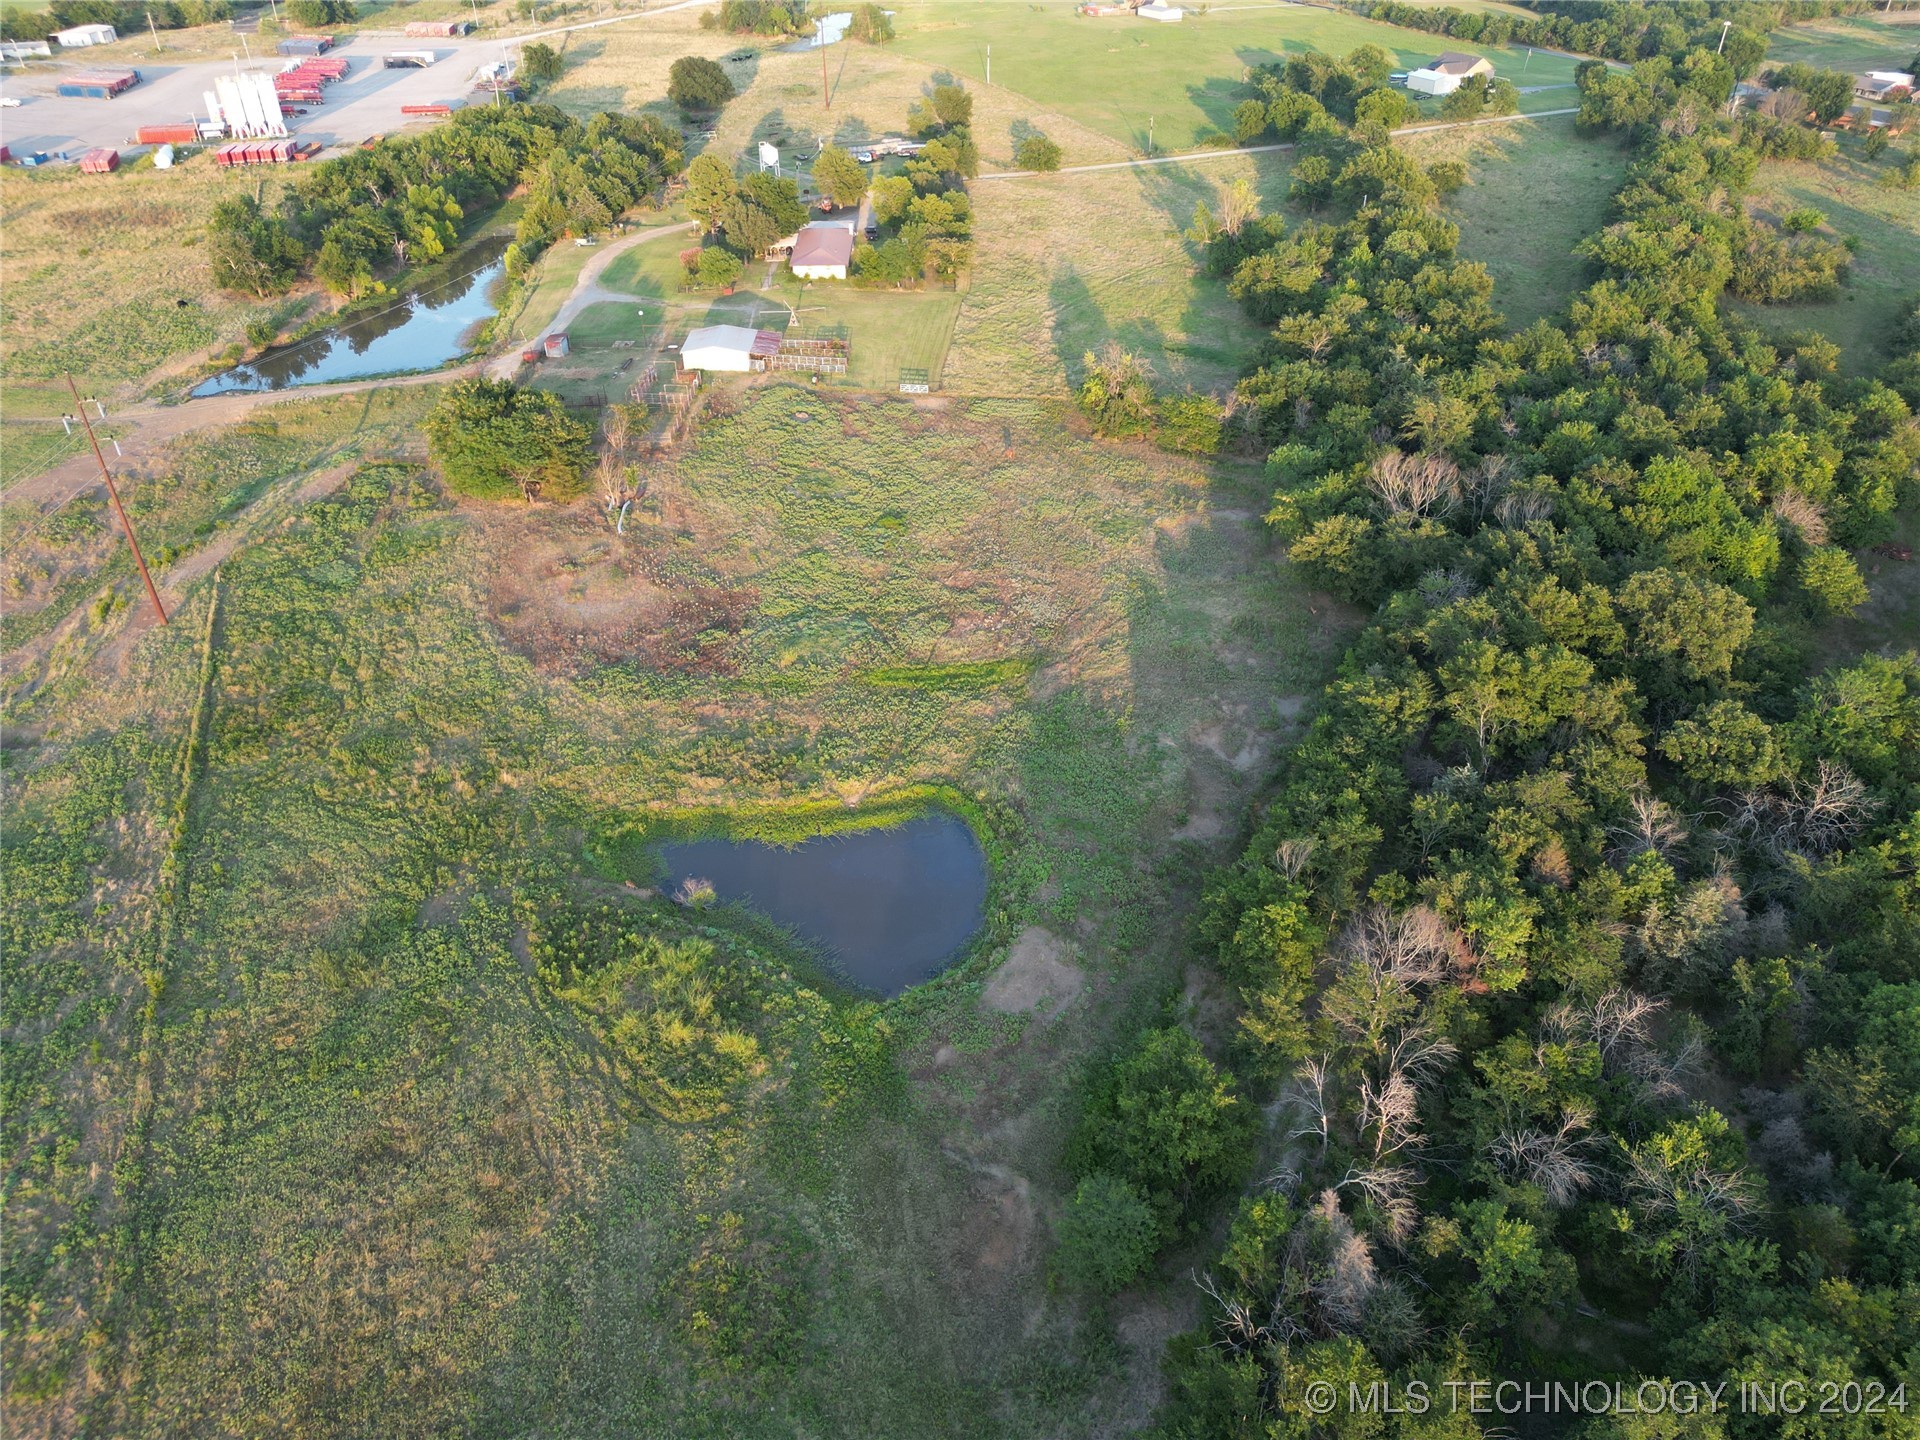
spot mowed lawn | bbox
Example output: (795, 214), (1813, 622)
(1762, 12), (1920, 72)
(891, 0), (1584, 156)
(1730, 138), (1920, 374)
(1402, 111), (1633, 331)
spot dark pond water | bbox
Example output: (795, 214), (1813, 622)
(191, 236), (509, 396)
(656, 812), (989, 996)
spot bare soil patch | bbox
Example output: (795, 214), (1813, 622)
(981, 927), (1085, 1017)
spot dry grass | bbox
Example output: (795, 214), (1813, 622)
(0, 160), (295, 404)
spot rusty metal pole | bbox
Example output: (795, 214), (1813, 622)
(66, 374), (168, 626)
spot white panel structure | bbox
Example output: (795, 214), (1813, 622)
(213, 73), (288, 138)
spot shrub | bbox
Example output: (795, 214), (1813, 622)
(1799, 546), (1870, 616)
(1782, 206), (1826, 233)
(848, 2), (893, 43)
(691, 246), (744, 290)
(810, 144), (868, 208)
(1055, 1175), (1159, 1291)
(1013, 134), (1062, 172)
(1157, 391), (1226, 454)
(1078, 344), (1158, 439)
(519, 42), (563, 87)
(286, 0), (355, 25)
(424, 378), (592, 503)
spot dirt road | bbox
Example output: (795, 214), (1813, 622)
(485, 219), (697, 378)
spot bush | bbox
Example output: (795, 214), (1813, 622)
(286, 0), (355, 25)
(848, 2), (893, 43)
(1013, 134), (1063, 172)
(691, 246), (744, 291)
(1157, 391), (1226, 454)
(1055, 1175), (1159, 1291)
(519, 42), (563, 88)
(1440, 84), (1483, 121)
(1428, 159), (1468, 195)
(1799, 546), (1870, 616)
(810, 144), (868, 208)
(1782, 206), (1826, 233)
(668, 55), (734, 113)
(424, 378), (592, 503)
(1078, 344), (1158, 439)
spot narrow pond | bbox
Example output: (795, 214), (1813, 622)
(655, 812), (989, 997)
(191, 236), (509, 396)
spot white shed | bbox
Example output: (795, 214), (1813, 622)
(681, 324), (781, 373)
(1406, 51), (1492, 96)
(54, 23), (117, 47)
(1137, 3), (1184, 20)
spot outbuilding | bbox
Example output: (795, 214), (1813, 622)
(680, 324), (782, 373)
(79, 146), (119, 173)
(788, 221), (854, 280)
(54, 22), (116, 46)
(543, 331), (570, 359)
(1137, 3), (1184, 20)
(1406, 52), (1493, 96)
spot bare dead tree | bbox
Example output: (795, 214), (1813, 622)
(1368, 449), (1461, 518)
(1771, 489), (1829, 546)
(1607, 791), (1689, 862)
(1219, 177), (1259, 237)
(1292, 1055), (1334, 1158)
(1491, 1107), (1600, 1207)
(1495, 487), (1555, 528)
(1273, 837), (1316, 879)
(1310, 1190), (1377, 1333)
(1194, 1270), (1272, 1355)
(1336, 1163), (1421, 1241)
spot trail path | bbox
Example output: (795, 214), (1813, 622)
(486, 219), (697, 377)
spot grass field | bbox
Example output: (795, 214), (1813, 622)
(0, 160), (298, 405)
(891, 0), (1584, 155)
(0, 376), (1345, 1437)
(1402, 111), (1633, 331)
(1730, 135), (1920, 374)
(1763, 11), (1920, 72)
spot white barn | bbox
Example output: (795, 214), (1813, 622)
(1407, 52), (1493, 96)
(680, 324), (781, 373)
(54, 23), (117, 46)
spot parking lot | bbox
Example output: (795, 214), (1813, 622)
(0, 33), (513, 160)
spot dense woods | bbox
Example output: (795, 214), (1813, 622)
(207, 105), (684, 298)
(1072, 20), (1920, 1440)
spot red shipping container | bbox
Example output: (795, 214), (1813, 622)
(135, 123), (198, 145)
(79, 146), (120, 172)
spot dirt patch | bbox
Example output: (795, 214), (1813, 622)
(946, 1159), (1037, 1286)
(981, 927), (1085, 1017)
(475, 501), (755, 674)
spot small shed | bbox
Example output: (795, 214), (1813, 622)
(681, 324), (782, 373)
(79, 147), (119, 173)
(54, 22), (116, 46)
(1407, 52), (1492, 96)
(543, 332), (570, 359)
(789, 222), (854, 280)
(1137, 3), (1184, 20)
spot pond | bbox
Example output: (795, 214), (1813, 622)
(655, 811), (989, 997)
(191, 235), (509, 396)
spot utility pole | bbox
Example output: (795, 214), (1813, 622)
(1147, 115), (1154, 155)
(147, 9), (160, 51)
(819, 19), (830, 109)
(66, 375), (167, 627)
(1717, 20), (1731, 53)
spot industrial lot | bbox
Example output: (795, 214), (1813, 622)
(0, 25), (519, 160)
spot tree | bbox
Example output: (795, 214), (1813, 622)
(685, 153), (738, 232)
(1014, 133), (1062, 172)
(207, 195), (305, 298)
(1078, 343), (1158, 439)
(668, 55), (734, 114)
(931, 82), (973, 128)
(286, 0), (355, 25)
(847, 2), (892, 43)
(518, 42), (563, 88)
(1055, 1175), (1159, 1291)
(1440, 83), (1483, 122)
(425, 378), (593, 503)
(1069, 1027), (1254, 1233)
(692, 246), (743, 290)
(1659, 700), (1779, 789)
(1798, 547), (1869, 616)
(869, 174), (915, 225)
(1232, 98), (1270, 143)
(810, 144), (867, 209)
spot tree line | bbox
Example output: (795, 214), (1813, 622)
(208, 104), (684, 299)
(1044, 20), (1920, 1440)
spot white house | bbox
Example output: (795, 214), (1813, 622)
(788, 222), (854, 280)
(1855, 70), (1915, 101)
(54, 23), (117, 47)
(1406, 51), (1493, 97)
(680, 324), (781, 373)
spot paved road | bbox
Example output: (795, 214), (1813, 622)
(976, 107), (1581, 180)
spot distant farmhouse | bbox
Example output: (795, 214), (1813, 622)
(1854, 70), (1915, 103)
(1407, 52), (1493, 97)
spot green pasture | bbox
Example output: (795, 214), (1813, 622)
(1763, 12), (1920, 73)
(892, 0), (1582, 154)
